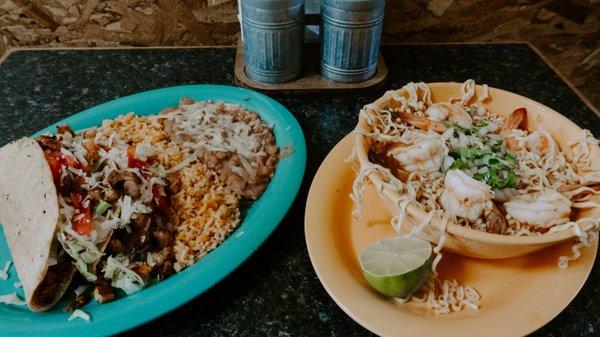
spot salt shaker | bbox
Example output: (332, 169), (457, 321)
(241, 0), (305, 84)
(320, 0), (385, 83)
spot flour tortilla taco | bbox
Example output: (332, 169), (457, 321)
(0, 137), (113, 312)
(0, 120), (174, 312)
(0, 138), (76, 311)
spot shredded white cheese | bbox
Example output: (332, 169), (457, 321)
(162, 101), (265, 158)
(68, 309), (91, 322)
(74, 284), (88, 296)
(119, 195), (134, 228)
(0, 261), (12, 281)
(134, 142), (156, 161)
(146, 252), (156, 267)
(164, 154), (197, 174)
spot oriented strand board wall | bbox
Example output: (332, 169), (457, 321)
(0, 0), (598, 107)
(0, 0), (240, 48)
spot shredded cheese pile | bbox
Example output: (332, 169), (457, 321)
(160, 101), (266, 158)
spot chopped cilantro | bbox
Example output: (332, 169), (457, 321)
(448, 159), (469, 170)
(452, 146), (492, 161)
(491, 139), (504, 152)
(504, 152), (515, 163)
(449, 144), (519, 189)
(504, 170), (518, 188)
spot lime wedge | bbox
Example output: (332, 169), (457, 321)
(360, 236), (432, 298)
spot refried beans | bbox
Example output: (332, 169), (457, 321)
(160, 97), (279, 201)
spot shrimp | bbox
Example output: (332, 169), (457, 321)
(501, 107), (527, 132)
(503, 189), (572, 228)
(558, 182), (600, 202)
(395, 112), (447, 133)
(501, 107), (527, 151)
(387, 136), (448, 173)
(504, 130), (559, 156)
(426, 102), (473, 129)
(441, 169), (494, 221)
(501, 108), (558, 156)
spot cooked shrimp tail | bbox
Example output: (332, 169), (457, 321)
(425, 102), (473, 129)
(502, 107), (527, 132)
(504, 190), (572, 228)
(502, 108), (527, 151)
(395, 112), (447, 133)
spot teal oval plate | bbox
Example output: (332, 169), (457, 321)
(0, 85), (306, 336)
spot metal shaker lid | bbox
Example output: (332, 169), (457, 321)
(243, 0), (305, 10)
(321, 0), (385, 11)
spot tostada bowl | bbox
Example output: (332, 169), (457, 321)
(353, 82), (600, 259)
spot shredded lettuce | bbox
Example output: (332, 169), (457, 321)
(93, 200), (111, 217)
(57, 227), (102, 282)
(0, 292), (26, 306)
(73, 259), (97, 282)
(102, 255), (145, 295)
(62, 239), (100, 264)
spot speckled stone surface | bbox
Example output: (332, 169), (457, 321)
(0, 44), (598, 337)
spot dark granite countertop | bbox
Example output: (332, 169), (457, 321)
(0, 44), (598, 337)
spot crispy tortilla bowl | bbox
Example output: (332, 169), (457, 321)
(353, 82), (600, 259)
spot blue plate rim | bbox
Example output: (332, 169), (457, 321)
(0, 84), (306, 336)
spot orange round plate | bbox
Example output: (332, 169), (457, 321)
(305, 134), (598, 337)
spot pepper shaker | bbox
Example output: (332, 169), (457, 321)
(241, 0), (305, 84)
(320, 0), (385, 83)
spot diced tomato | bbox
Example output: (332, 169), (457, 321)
(44, 151), (62, 183)
(70, 192), (83, 209)
(73, 207), (92, 235)
(129, 158), (147, 169)
(127, 144), (147, 169)
(44, 150), (88, 182)
(152, 184), (170, 213)
(63, 155), (82, 170)
(80, 164), (91, 174)
(75, 175), (86, 185)
(69, 192), (92, 235)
